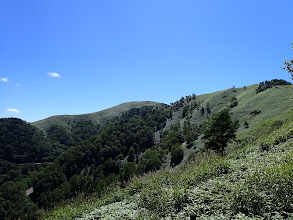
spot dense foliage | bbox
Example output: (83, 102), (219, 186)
(0, 118), (52, 163)
(30, 106), (170, 209)
(0, 118), (53, 220)
(46, 120), (101, 157)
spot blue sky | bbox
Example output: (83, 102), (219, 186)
(1, 0), (293, 122)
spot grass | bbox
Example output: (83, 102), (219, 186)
(43, 120), (293, 219)
(198, 85), (293, 134)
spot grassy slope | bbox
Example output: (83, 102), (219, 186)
(32, 101), (166, 132)
(174, 84), (293, 142)
(44, 119), (293, 220)
(195, 84), (293, 133)
(33, 84), (293, 138)
(166, 84), (293, 136)
(165, 84), (293, 162)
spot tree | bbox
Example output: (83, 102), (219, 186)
(282, 42), (293, 78)
(201, 107), (205, 116)
(182, 105), (190, 118)
(206, 102), (211, 115)
(204, 108), (239, 156)
(127, 146), (135, 162)
(229, 97), (238, 108)
(244, 121), (249, 128)
(170, 144), (184, 167)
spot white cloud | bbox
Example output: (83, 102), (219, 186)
(0, 77), (8, 82)
(47, 72), (61, 78)
(6, 108), (21, 113)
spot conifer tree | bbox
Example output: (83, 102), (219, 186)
(204, 108), (239, 156)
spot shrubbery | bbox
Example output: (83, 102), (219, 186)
(256, 79), (291, 93)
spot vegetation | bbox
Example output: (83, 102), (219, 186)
(29, 106), (170, 209)
(229, 97), (238, 109)
(0, 118), (54, 220)
(255, 79), (291, 93)
(1, 79), (293, 219)
(0, 118), (52, 163)
(33, 101), (166, 132)
(282, 42), (293, 77)
(170, 144), (184, 167)
(43, 121), (293, 219)
(203, 108), (239, 156)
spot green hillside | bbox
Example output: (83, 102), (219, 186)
(41, 82), (293, 220)
(44, 119), (293, 220)
(169, 84), (292, 136)
(33, 101), (167, 132)
(2, 80), (293, 219)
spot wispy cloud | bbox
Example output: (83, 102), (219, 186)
(47, 72), (61, 78)
(0, 77), (8, 82)
(6, 108), (21, 113)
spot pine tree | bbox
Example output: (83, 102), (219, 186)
(204, 108), (239, 156)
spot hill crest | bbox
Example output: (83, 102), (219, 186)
(32, 101), (167, 131)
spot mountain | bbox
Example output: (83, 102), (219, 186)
(40, 81), (293, 219)
(32, 101), (167, 132)
(1, 80), (293, 219)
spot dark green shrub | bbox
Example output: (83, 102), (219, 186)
(229, 101), (238, 108)
(244, 121), (249, 128)
(259, 142), (270, 151)
(250, 110), (261, 115)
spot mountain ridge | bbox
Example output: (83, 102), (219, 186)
(32, 101), (167, 132)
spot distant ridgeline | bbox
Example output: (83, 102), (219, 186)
(256, 79), (291, 93)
